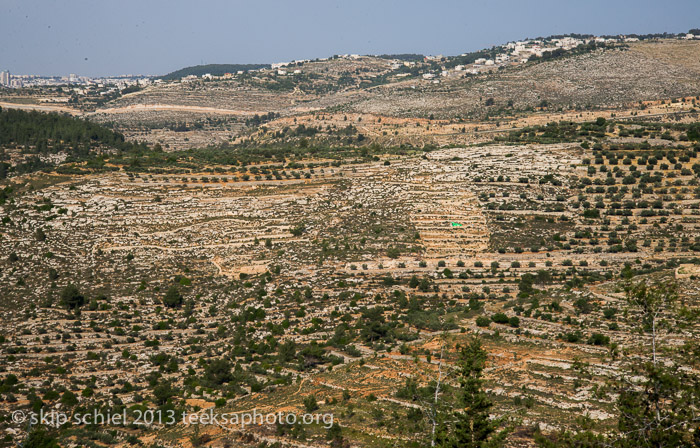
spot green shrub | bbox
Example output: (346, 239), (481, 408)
(475, 316), (491, 328)
(491, 313), (509, 324)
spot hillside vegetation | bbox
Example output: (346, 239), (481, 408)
(0, 107), (147, 178)
(0, 107), (130, 149)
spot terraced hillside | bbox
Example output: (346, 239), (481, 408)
(2, 34), (700, 448)
(2, 119), (700, 446)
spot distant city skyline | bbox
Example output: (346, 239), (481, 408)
(1, 0), (699, 77)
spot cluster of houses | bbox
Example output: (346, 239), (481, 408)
(413, 35), (658, 83)
(179, 53), (371, 82)
(143, 33), (700, 87)
(5, 73), (151, 90)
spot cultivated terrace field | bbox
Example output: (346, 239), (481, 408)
(1, 36), (700, 448)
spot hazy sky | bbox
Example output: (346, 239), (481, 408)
(1, 0), (698, 77)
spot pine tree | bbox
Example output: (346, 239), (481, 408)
(615, 280), (697, 447)
(444, 337), (507, 448)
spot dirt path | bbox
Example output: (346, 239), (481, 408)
(90, 104), (262, 116)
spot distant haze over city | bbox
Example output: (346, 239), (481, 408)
(1, 0), (699, 77)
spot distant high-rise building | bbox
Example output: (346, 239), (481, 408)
(0, 71), (10, 86)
